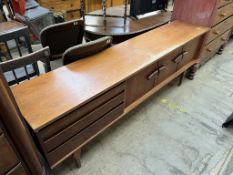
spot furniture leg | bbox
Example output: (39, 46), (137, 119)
(178, 72), (185, 86)
(73, 149), (82, 168)
(217, 44), (225, 55)
(222, 113), (233, 128)
(186, 64), (198, 80)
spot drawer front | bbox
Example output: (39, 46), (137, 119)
(6, 163), (27, 175)
(0, 134), (19, 174)
(40, 0), (80, 12)
(65, 10), (81, 21)
(47, 103), (124, 167)
(201, 30), (231, 62)
(39, 83), (125, 141)
(156, 47), (183, 84)
(43, 92), (125, 152)
(178, 37), (201, 69)
(218, 0), (233, 8)
(214, 3), (233, 25)
(125, 62), (158, 107)
(207, 15), (233, 43)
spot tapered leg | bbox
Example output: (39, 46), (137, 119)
(186, 64), (199, 80)
(178, 72), (185, 86)
(73, 149), (82, 168)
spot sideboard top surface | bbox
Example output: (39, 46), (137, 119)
(11, 21), (209, 131)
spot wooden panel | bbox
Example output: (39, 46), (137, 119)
(43, 92), (125, 152)
(179, 37), (201, 69)
(111, 0), (124, 6)
(0, 126), (2, 134)
(47, 103), (124, 167)
(201, 30), (231, 62)
(218, 0), (233, 8)
(65, 10), (81, 21)
(156, 47), (183, 84)
(172, 0), (218, 27)
(0, 134), (19, 174)
(214, 3), (233, 25)
(39, 83), (125, 141)
(86, 0), (111, 12)
(207, 15), (233, 43)
(6, 163), (27, 175)
(39, 0), (80, 12)
(125, 62), (157, 107)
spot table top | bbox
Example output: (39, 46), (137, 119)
(11, 21), (209, 131)
(0, 21), (26, 35)
(85, 5), (171, 36)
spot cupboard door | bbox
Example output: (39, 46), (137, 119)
(156, 47), (183, 84)
(0, 134), (19, 174)
(125, 63), (157, 107)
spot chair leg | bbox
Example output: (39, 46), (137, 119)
(73, 149), (82, 168)
(178, 72), (185, 86)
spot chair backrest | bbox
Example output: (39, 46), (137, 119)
(62, 36), (112, 65)
(40, 19), (84, 61)
(0, 46), (51, 85)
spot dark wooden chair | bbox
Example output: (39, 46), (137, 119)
(40, 19), (84, 61)
(62, 36), (112, 65)
(0, 47), (51, 85)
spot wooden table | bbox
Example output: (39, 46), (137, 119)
(11, 21), (209, 169)
(84, 5), (172, 44)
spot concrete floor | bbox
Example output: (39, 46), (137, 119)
(47, 40), (233, 175)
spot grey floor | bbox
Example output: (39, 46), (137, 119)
(46, 40), (233, 175)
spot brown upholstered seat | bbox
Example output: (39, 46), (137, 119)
(40, 19), (84, 61)
(62, 36), (112, 65)
(0, 47), (51, 85)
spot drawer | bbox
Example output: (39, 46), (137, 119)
(65, 10), (81, 21)
(178, 37), (201, 69)
(40, 0), (80, 12)
(207, 15), (233, 43)
(218, 0), (233, 8)
(6, 163), (27, 175)
(0, 134), (19, 174)
(156, 47), (183, 84)
(125, 62), (158, 107)
(201, 30), (231, 61)
(43, 91), (125, 152)
(47, 103), (124, 167)
(214, 3), (233, 25)
(39, 83), (125, 141)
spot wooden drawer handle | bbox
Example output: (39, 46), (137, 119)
(221, 38), (227, 41)
(172, 51), (188, 63)
(206, 48), (212, 52)
(213, 30), (220, 35)
(147, 69), (159, 80)
(220, 13), (227, 17)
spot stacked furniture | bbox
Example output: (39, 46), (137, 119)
(172, 0), (233, 65)
(38, 0), (124, 21)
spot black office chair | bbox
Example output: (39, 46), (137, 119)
(0, 47), (51, 85)
(40, 19), (84, 61)
(62, 36), (112, 65)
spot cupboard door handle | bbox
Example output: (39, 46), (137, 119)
(172, 54), (183, 63)
(158, 65), (166, 73)
(206, 48), (212, 52)
(147, 70), (159, 80)
(220, 13), (227, 17)
(213, 30), (220, 35)
(221, 38), (227, 41)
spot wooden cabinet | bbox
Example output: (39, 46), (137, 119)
(172, 0), (233, 65)
(37, 83), (125, 168)
(6, 164), (27, 175)
(0, 134), (19, 174)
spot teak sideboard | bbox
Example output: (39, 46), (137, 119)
(11, 21), (209, 169)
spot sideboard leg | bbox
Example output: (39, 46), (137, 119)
(73, 149), (82, 168)
(186, 64), (198, 80)
(178, 72), (185, 86)
(217, 44), (225, 55)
